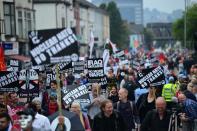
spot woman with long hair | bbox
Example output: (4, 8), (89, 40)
(70, 101), (91, 131)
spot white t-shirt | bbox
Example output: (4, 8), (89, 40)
(32, 113), (51, 131)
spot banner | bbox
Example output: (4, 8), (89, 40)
(119, 59), (129, 66)
(98, 75), (108, 89)
(51, 62), (73, 73)
(113, 50), (125, 59)
(103, 49), (110, 74)
(7, 59), (20, 72)
(73, 61), (85, 74)
(87, 58), (104, 80)
(89, 31), (94, 58)
(45, 70), (65, 88)
(129, 34), (142, 49)
(131, 59), (144, 70)
(137, 66), (166, 88)
(3, 42), (19, 55)
(29, 28), (79, 65)
(19, 69), (39, 97)
(62, 84), (90, 105)
(0, 71), (19, 92)
(46, 71), (57, 88)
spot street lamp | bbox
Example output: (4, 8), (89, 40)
(184, 0), (187, 48)
(184, 0), (192, 48)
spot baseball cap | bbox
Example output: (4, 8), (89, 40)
(168, 76), (174, 82)
(178, 74), (187, 79)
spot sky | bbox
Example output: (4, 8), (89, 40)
(88, 0), (188, 13)
(143, 0), (185, 13)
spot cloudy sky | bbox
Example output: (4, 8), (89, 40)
(88, 0), (189, 13)
(144, 0), (185, 13)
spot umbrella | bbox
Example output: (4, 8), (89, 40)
(48, 109), (85, 131)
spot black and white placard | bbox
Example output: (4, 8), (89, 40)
(87, 58), (104, 80)
(62, 84), (90, 105)
(137, 66), (166, 88)
(29, 28), (79, 65)
(7, 60), (20, 72)
(73, 61), (85, 74)
(51, 62), (73, 73)
(19, 69), (39, 97)
(113, 50), (125, 59)
(46, 71), (57, 88)
(0, 71), (19, 92)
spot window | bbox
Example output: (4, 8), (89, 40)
(0, 19), (5, 35)
(25, 11), (32, 37)
(4, 2), (15, 36)
(16, 9), (34, 39)
(81, 27), (84, 35)
(18, 10), (23, 38)
(62, 17), (65, 27)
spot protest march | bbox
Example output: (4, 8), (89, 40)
(0, 27), (197, 131)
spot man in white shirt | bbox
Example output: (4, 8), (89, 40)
(33, 113), (51, 131)
(30, 100), (51, 131)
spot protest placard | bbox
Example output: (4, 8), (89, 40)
(19, 69), (39, 97)
(0, 71), (19, 92)
(29, 28), (79, 65)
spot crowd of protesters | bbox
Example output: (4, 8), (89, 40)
(0, 48), (197, 131)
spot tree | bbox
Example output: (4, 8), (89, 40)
(100, 2), (130, 49)
(121, 21), (130, 49)
(172, 3), (197, 49)
(143, 28), (154, 50)
(172, 19), (184, 41)
(99, 3), (107, 10)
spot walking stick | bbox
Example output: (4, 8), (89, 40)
(56, 64), (63, 130)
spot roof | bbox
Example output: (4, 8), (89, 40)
(33, 0), (71, 5)
(75, 0), (108, 15)
(7, 55), (31, 62)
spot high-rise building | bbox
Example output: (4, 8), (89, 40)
(92, 0), (143, 25)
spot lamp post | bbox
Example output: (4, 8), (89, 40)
(184, 0), (187, 49)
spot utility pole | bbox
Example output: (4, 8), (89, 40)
(184, 0), (187, 49)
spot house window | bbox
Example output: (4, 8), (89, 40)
(25, 11), (32, 37)
(4, 2), (15, 36)
(18, 10), (23, 38)
(62, 17), (65, 27)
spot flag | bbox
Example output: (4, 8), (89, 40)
(104, 38), (118, 55)
(103, 49), (110, 74)
(89, 31), (94, 58)
(110, 41), (118, 54)
(0, 43), (7, 71)
(158, 53), (166, 64)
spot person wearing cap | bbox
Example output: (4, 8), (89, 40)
(162, 76), (176, 109)
(17, 108), (37, 131)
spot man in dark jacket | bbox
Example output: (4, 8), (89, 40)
(93, 99), (126, 131)
(123, 75), (137, 101)
(115, 88), (139, 131)
(140, 97), (171, 131)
